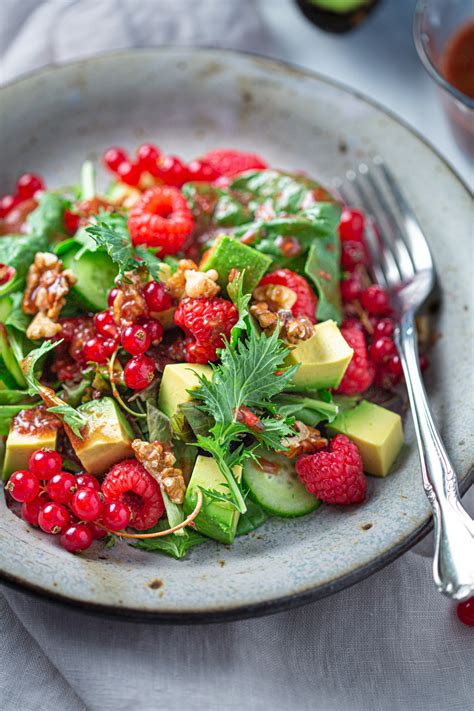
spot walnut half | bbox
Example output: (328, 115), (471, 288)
(132, 439), (186, 505)
(279, 421), (328, 458)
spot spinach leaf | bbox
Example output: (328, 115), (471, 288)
(27, 192), (69, 240)
(3, 292), (31, 333)
(304, 233), (342, 322)
(131, 525), (207, 559)
(236, 499), (269, 536)
(146, 401), (172, 443)
(0, 389), (35, 406)
(0, 233), (49, 296)
(274, 392), (339, 426)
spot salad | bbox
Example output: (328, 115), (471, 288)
(0, 145), (426, 559)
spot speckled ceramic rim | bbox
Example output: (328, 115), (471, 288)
(0, 47), (472, 624)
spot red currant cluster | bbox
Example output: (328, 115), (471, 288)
(339, 208), (428, 391)
(6, 448), (132, 554)
(0, 172), (45, 218)
(102, 143), (218, 189)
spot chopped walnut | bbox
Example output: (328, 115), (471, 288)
(112, 270), (148, 326)
(250, 301), (279, 330)
(132, 439), (186, 504)
(107, 183), (142, 209)
(279, 421), (328, 458)
(22, 252), (76, 340)
(250, 302), (314, 344)
(253, 283), (297, 311)
(184, 268), (220, 298)
(166, 259), (199, 299)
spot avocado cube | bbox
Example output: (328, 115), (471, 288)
(158, 363), (212, 420)
(3, 407), (59, 480)
(184, 455), (242, 544)
(201, 234), (272, 293)
(328, 400), (404, 477)
(65, 397), (134, 477)
(285, 319), (353, 390)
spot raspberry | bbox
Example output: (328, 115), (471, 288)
(102, 459), (164, 530)
(174, 297), (238, 363)
(200, 149), (268, 177)
(128, 186), (194, 254)
(336, 324), (375, 395)
(259, 269), (318, 322)
(296, 435), (367, 505)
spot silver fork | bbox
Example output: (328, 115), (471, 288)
(335, 156), (474, 600)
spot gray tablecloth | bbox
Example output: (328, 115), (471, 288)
(1, 2), (472, 710)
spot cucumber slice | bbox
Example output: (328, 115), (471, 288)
(243, 449), (320, 518)
(62, 247), (117, 311)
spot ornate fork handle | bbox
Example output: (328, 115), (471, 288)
(396, 314), (474, 600)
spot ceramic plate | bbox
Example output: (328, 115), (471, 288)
(1, 48), (472, 622)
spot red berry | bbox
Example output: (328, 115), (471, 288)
(373, 317), (395, 338)
(200, 149), (268, 177)
(38, 502), (70, 534)
(174, 296), (239, 363)
(340, 272), (363, 302)
(28, 448), (62, 481)
(336, 324), (375, 395)
(259, 269), (318, 322)
(103, 147), (128, 172)
(339, 208), (365, 243)
(139, 318), (164, 346)
(83, 335), (117, 364)
(6, 470), (40, 503)
(101, 500), (131, 531)
(136, 143), (160, 169)
(124, 355), (156, 390)
(64, 209), (81, 234)
(456, 598), (474, 626)
(102, 459), (164, 530)
(296, 434), (367, 505)
(47, 472), (78, 505)
(87, 521), (108, 540)
(419, 353), (429, 371)
(187, 159), (219, 182)
(156, 155), (188, 187)
(360, 285), (391, 315)
(117, 161), (141, 186)
(107, 287), (119, 307)
(71, 487), (103, 521)
(0, 194), (20, 217)
(75, 473), (100, 491)
(374, 365), (400, 391)
(60, 523), (93, 553)
(369, 336), (396, 364)
(387, 353), (403, 377)
(21, 495), (49, 527)
(121, 324), (151, 355)
(143, 280), (172, 312)
(0, 263), (15, 286)
(128, 186), (195, 254)
(341, 240), (368, 271)
(16, 173), (45, 199)
(94, 310), (119, 339)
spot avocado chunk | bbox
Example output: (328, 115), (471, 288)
(285, 319), (353, 390)
(62, 247), (118, 311)
(158, 363), (212, 420)
(3, 406), (60, 480)
(65, 397), (134, 476)
(201, 234), (272, 293)
(183, 455), (242, 544)
(328, 400), (404, 477)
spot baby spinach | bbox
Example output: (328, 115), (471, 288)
(27, 192), (69, 240)
(131, 524), (207, 559)
(236, 499), (269, 536)
(0, 233), (49, 296)
(304, 234), (342, 322)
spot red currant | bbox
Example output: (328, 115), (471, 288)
(76, 473), (100, 491)
(373, 317), (395, 338)
(60, 523), (93, 553)
(121, 324), (151, 355)
(387, 354), (404, 377)
(102, 500), (131, 531)
(47, 471), (77, 504)
(124, 355), (155, 390)
(341, 240), (368, 271)
(38, 502), (70, 534)
(136, 143), (160, 169)
(143, 280), (172, 312)
(369, 336), (396, 364)
(419, 353), (429, 371)
(157, 155), (188, 187)
(83, 335), (117, 364)
(103, 147), (128, 172)
(6, 470), (40, 503)
(187, 159), (219, 182)
(28, 448), (62, 481)
(94, 310), (119, 339)
(456, 597), (474, 626)
(339, 208), (365, 242)
(21, 495), (49, 527)
(16, 173), (45, 199)
(64, 208), (81, 234)
(0, 264), (15, 285)
(0, 194), (20, 217)
(87, 521), (108, 540)
(340, 273), (362, 302)
(107, 287), (119, 307)
(360, 285), (390, 315)
(140, 318), (164, 346)
(117, 161), (141, 186)
(71, 487), (103, 521)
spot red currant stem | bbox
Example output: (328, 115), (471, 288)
(107, 351), (147, 419)
(353, 302), (373, 334)
(101, 489), (203, 539)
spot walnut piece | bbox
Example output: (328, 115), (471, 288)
(166, 259), (199, 299)
(184, 268), (220, 298)
(22, 252), (76, 340)
(279, 421), (328, 458)
(112, 270), (148, 326)
(132, 439), (186, 504)
(253, 283), (297, 311)
(250, 302), (314, 344)
(250, 301), (279, 330)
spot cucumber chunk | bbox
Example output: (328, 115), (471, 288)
(62, 247), (117, 311)
(243, 449), (320, 518)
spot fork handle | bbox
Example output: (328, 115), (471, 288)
(396, 314), (474, 600)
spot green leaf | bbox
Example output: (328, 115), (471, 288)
(3, 292), (31, 333)
(0, 389), (35, 406)
(134, 246), (170, 282)
(199, 486), (233, 505)
(178, 400), (213, 439)
(227, 268), (252, 344)
(131, 525), (207, 559)
(0, 233), (49, 295)
(0, 404), (37, 436)
(304, 234), (342, 322)
(27, 192), (69, 240)
(47, 403), (87, 438)
(85, 213), (136, 274)
(236, 499), (269, 536)
(274, 392), (339, 426)
(146, 400), (172, 442)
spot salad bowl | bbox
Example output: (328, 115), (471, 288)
(0, 48), (472, 622)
